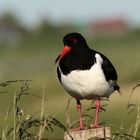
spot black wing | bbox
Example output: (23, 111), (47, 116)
(95, 51), (120, 91)
(100, 53), (118, 81)
(93, 50), (118, 81)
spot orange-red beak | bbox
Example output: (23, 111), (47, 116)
(55, 45), (71, 64)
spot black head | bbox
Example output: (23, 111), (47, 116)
(63, 32), (88, 48)
(55, 32), (88, 64)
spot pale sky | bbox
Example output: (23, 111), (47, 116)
(0, 0), (140, 26)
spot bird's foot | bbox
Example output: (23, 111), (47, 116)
(71, 126), (85, 131)
(93, 123), (100, 128)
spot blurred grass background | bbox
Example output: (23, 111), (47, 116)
(0, 1), (140, 139)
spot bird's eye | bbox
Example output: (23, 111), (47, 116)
(71, 38), (78, 43)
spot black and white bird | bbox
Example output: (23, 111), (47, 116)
(55, 32), (120, 129)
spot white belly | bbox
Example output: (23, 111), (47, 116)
(60, 62), (114, 100)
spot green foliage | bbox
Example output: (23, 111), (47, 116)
(0, 80), (66, 140)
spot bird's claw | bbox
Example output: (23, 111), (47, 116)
(93, 124), (100, 128)
(71, 126), (85, 131)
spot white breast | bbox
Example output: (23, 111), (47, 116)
(59, 54), (114, 100)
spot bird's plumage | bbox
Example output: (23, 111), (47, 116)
(55, 32), (120, 129)
(56, 33), (119, 100)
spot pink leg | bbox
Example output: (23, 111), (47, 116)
(93, 99), (101, 128)
(76, 100), (84, 130)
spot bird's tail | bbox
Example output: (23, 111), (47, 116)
(114, 85), (122, 96)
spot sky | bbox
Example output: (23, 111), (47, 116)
(0, 0), (140, 27)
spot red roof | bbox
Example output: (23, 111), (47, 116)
(90, 17), (128, 32)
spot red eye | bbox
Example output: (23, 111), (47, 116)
(72, 38), (78, 43)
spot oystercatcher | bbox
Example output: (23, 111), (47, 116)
(55, 32), (120, 129)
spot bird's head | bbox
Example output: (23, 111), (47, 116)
(55, 32), (88, 64)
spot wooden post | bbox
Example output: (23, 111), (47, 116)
(64, 126), (111, 140)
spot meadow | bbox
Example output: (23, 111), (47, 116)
(0, 28), (140, 139)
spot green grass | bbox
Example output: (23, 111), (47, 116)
(1, 81), (140, 139)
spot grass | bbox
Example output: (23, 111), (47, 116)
(111, 84), (140, 140)
(0, 80), (66, 140)
(0, 81), (140, 139)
